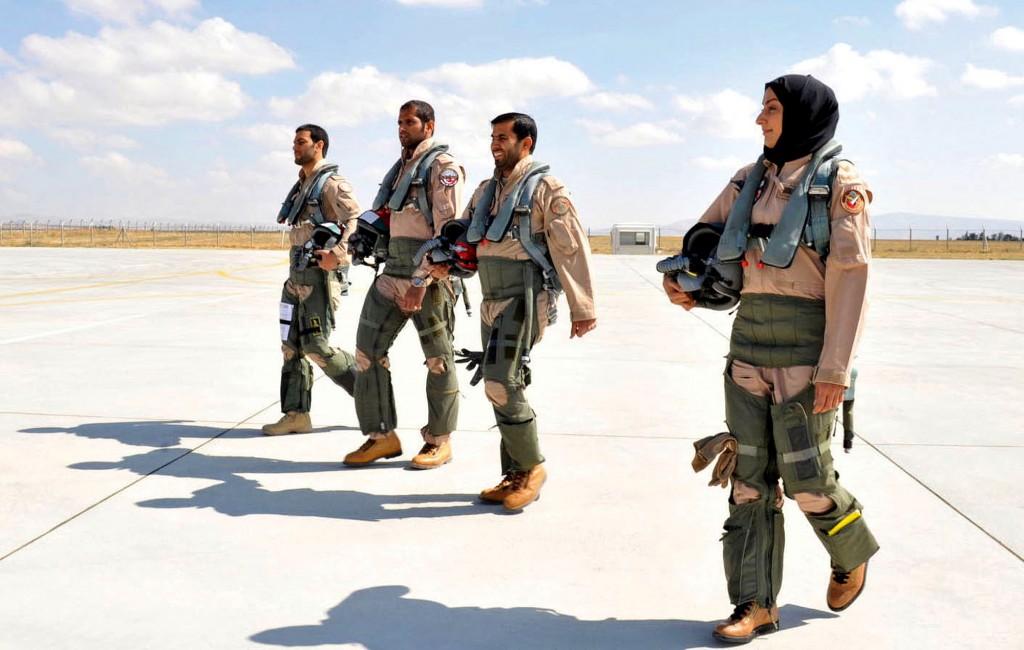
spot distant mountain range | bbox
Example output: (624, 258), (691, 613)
(590, 212), (1024, 237)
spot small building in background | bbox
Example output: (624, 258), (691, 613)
(610, 223), (658, 254)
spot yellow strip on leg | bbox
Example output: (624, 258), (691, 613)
(827, 510), (862, 536)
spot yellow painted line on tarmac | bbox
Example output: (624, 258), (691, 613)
(216, 270), (279, 285)
(0, 261), (287, 301)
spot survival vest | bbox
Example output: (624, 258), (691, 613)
(717, 139), (847, 268)
(277, 163), (340, 227)
(371, 143), (450, 228)
(466, 162), (563, 293)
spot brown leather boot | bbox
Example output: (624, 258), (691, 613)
(261, 411), (313, 436)
(410, 441), (452, 470)
(479, 473), (517, 504)
(343, 431), (402, 466)
(712, 601), (779, 644)
(827, 561), (868, 611)
(502, 464), (546, 512)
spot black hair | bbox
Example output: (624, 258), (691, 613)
(490, 112), (537, 153)
(400, 100), (435, 125)
(296, 124), (329, 156)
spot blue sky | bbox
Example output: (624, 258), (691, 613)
(0, 0), (1022, 228)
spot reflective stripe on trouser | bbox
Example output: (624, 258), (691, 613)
(723, 369), (784, 607)
(772, 382), (879, 572)
(722, 366), (880, 605)
(479, 258), (545, 473)
(278, 269), (356, 413)
(353, 276), (458, 436)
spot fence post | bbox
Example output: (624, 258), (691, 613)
(216, 223), (220, 247)
(946, 227), (950, 251)
(250, 226), (255, 247)
(982, 229), (988, 253)
(908, 227), (912, 252)
(30, 221), (34, 246)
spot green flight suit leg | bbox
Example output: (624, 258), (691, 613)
(771, 383), (879, 572)
(722, 367), (785, 607)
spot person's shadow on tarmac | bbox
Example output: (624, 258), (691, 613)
(249, 585), (837, 649)
(22, 420), (490, 522)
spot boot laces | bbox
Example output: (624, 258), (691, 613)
(418, 443), (439, 456)
(507, 470), (528, 491)
(728, 602), (755, 622)
(356, 438), (376, 453)
(831, 568), (852, 584)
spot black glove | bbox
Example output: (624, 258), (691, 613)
(454, 348), (484, 386)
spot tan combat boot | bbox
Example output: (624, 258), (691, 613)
(343, 431), (402, 467)
(827, 561), (868, 611)
(410, 441), (452, 470)
(502, 464), (547, 512)
(712, 601), (779, 644)
(479, 473), (517, 504)
(261, 411), (313, 436)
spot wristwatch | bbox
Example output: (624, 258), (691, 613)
(411, 276), (427, 288)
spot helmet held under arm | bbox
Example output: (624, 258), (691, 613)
(656, 222), (742, 311)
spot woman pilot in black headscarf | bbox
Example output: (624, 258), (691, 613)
(663, 74), (879, 644)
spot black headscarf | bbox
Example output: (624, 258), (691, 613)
(763, 74), (839, 168)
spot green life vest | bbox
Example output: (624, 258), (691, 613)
(467, 162), (562, 293)
(717, 140), (844, 268)
(372, 143), (449, 228)
(277, 163), (340, 227)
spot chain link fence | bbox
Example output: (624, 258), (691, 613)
(3, 220), (1024, 258)
(0, 219), (289, 249)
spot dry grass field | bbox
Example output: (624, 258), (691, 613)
(2, 226), (1022, 260)
(589, 235), (1024, 260)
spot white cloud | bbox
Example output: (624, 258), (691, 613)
(412, 57), (593, 101)
(269, 57), (595, 160)
(991, 26), (1024, 52)
(79, 152), (168, 183)
(0, 48), (16, 68)
(577, 91), (653, 112)
(270, 66), (429, 128)
(693, 156), (746, 171)
(1011, 94), (1024, 106)
(0, 19), (292, 127)
(576, 119), (683, 147)
(47, 127), (139, 150)
(0, 138), (37, 161)
(789, 43), (936, 101)
(230, 123), (298, 148)
(63, 0), (198, 24)
(895, 0), (993, 30)
(23, 18), (294, 76)
(989, 153), (1024, 167)
(673, 89), (760, 139)
(961, 63), (1024, 89)
(396, 0), (483, 6)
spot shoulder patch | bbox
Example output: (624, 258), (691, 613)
(841, 189), (864, 213)
(551, 196), (572, 216)
(439, 168), (459, 187)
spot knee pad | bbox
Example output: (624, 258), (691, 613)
(732, 480), (763, 505)
(485, 380), (509, 407)
(281, 343), (298, 362)
(355, 349), (388, 372)
(425, 356), (447, 375)
(307, 352), (327, 368)
(794, 491), (835, 515)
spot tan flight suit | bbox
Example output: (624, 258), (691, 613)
(697, 152), (879, 607)
(465, 155), (596, 472)
(353, 138), (464, 442)
(278, 159), (360, 414)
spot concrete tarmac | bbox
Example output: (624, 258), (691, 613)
(0, 248), (1021, 649)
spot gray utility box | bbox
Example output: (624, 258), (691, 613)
(610, 224), (658, 254)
